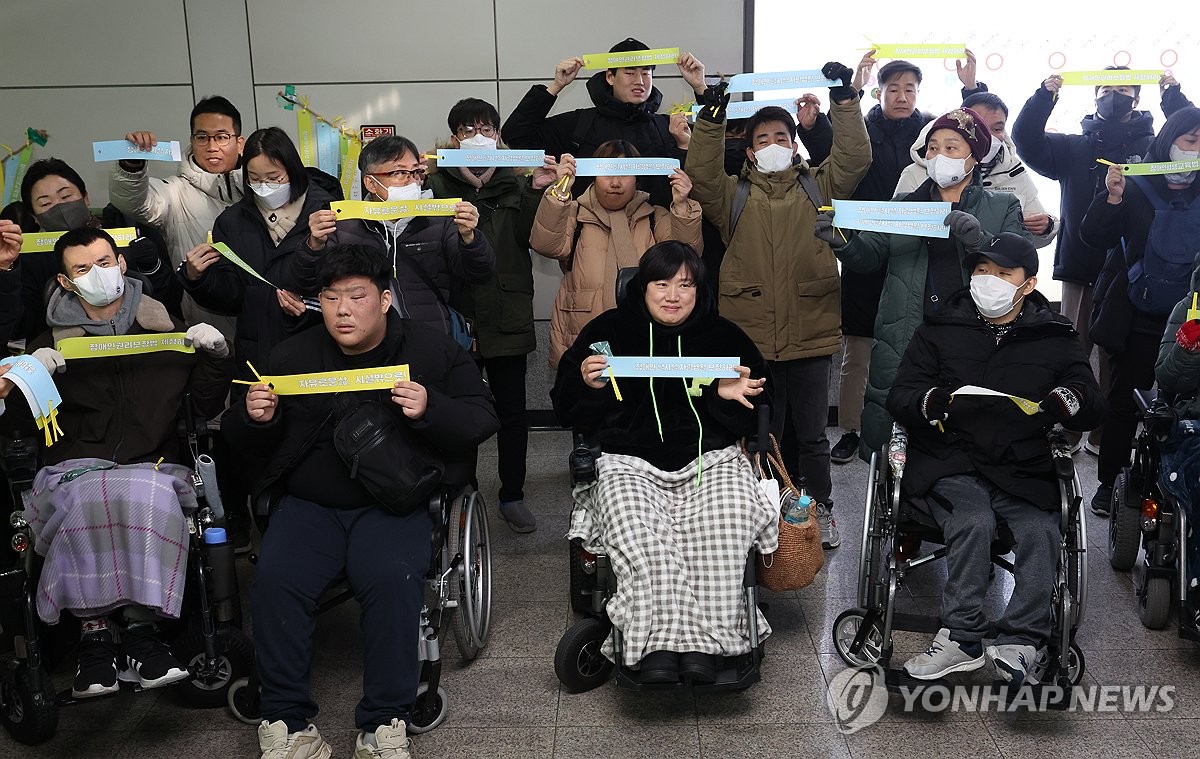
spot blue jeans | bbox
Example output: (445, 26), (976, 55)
(252, 495), (432, 732)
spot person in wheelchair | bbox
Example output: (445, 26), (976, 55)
(885, 232), (1104, 684)
(2, 227), (231, 698)
(1155, 252), (1200, 622)
(224, 244), (498, 759)
(552, 240), (777, 685)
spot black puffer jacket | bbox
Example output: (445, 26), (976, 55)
(501, 72), (685, 207)
(292, 211), (494, 341)
(222, 310), (499, 502)
(183, 170), (341, 382)
(1012, 85), (1193, 285)
(886, 289), (1104, 510)
(552, 271), (770, 472)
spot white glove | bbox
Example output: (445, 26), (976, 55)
(31, 347), (66, 375)
(185, 323), (230, 358)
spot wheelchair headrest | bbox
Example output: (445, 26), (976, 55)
(615, 267), (638, 304)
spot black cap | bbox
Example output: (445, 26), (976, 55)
(968, 231), (1039, 277)
(609, 37), (650, 54)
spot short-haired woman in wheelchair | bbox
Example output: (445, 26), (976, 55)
(552, 240), (776, 685)
(885, 233), (1104, 685)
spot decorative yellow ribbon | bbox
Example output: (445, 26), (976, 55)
(35, 399), (64, 447)
(233, 361), (411, 395)
(56, 333), (195, 359)
(1187, 292), (1198, 322)
(331, 199), (460, 221)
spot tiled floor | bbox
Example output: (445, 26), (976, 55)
(5, 428), (1198, 758)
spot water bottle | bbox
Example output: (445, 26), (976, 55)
(784, 494), (812, 525)
(203, 527), (237, 623)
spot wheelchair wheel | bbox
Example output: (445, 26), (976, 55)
(1032, 642), (1085, 686)
(175, 625), (255, 707)
(568, 539), (594, 615)
(226, 677), (261, 726)
(555, 618), (613, 693)
(1109, 471), (1142, 571)
(407, 682), (448, 734)
(1138, 576), (1172, 630)
(449, 491), (492, 661)
(832, 608), (884, 668)
(0, 660), (57, 745)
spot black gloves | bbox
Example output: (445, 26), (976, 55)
(944, 211), (983, 252)
(822, 61), (856, 103)
(814, 211), (850, 250)
(697, 81), (730, 124)
(922, 387), (952, 426)
(125, 236), (164, 274)
(1040, 386), (1083, 422)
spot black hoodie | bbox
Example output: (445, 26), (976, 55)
(552, 271), (769, 471)
(501, 71), (686, 207)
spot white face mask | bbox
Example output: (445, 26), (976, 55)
(251, 181), (291, 210)
(71, 264), (125, 308)
(458, 134), (498, 151)
(970, 273), (1027, 319)
(753, 143), (794, 174)
(927, 154), (971, 188)
(384, 182), (422, 203)
(981, 135), (1003, 164)
(1165, 143), (1200, 185)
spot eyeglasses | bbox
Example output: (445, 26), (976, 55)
(455, 124), (497, 140)
(192, 132), (238, 146)
(369, 168), (426, 183)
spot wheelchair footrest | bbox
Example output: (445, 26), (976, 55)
(613, 648), (762, 693)
(880, 668), (1073, 711)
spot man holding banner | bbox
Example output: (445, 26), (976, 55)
(690, 62), (871, 550)
(109, 96), (247, 340)
(225, 244), (497, 759)
(502, 38), (706, 207)
(15, 226), (231, 700)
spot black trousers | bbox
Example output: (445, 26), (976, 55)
(252, 495), (432, 732)
(1098, 335), (1160, 486)
(480, 354), (529, 503)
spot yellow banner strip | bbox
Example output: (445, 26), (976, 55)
(582, 47), (679, 70)
(869, 43), (966, 59)
(340, 138), (362, 202)
(331, 199), (460, 221)
(57, 332), (195, 360)
(233, 363), (411, 395)
(22, 227), (136, 254)
(212, 242), (278, 288)
(297, 110), (317, 168)
(1096, 157), (1200, 176)
(1060, 70), (1162, 86)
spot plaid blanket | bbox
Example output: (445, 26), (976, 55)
(25, 459), (197, 624)
(568, 445), (779, 665)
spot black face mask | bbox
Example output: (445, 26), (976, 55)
(1096, 92), (1135, 122)
(34, 198), (92, 232)
(724, 139), (748, 176)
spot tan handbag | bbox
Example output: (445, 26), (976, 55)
(754, 435), (825, 592)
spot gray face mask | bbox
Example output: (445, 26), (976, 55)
(35, 198), (92, 232)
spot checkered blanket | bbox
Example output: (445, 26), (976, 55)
(25, 459), (197, 624)
(568, 445), (779, 665)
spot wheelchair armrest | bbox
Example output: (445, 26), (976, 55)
(1046, 429), (1076, 482)
(886, 423), (908, 478)
(1133, 388), (1158, 415)
(744, 404), (772, 454)
(743, 549), (757, 588)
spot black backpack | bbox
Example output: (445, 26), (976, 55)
(1125, 176), (1200, 316)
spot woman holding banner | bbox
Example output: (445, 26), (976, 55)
(531, 140), (702, 368)
(551, 241), (775, 684)
(180, 127), (340, 387)
(814, 107), (1030, 455)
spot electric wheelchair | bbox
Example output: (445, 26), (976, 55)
(0, 399), (253, 745)
(556, 404), (773, 694)
(1109, 389), (1200, 640)
(833, 424), (1088, 693)
(224, 481), (494, 734)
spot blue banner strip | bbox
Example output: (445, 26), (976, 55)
(690, 98), (798, 120)
(316, 122), (340, 176)
(92, 139), (181, 163)
(727, 70), (839, 93)
(433, 149), (546, 168)
(605, 356), (741, 379)
(573, 158), (680, 177)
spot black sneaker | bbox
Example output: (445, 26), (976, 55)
(73, 628), (119, 698)
(830, 431), (860, 464)
(1090, 483), (1113, 517)
(119, 627), (189, 689)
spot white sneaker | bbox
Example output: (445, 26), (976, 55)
(258, 720), (333, 759)
(902, 628), (985, 680)
(354, 718), (413, 759)
(987, 644), (1038, 687)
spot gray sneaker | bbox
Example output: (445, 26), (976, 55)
(498, 499), (537, 533)
(258, 721), (333, 759)
(987, 643), (1038, 687)
(815, 501), (840, 549)
(902, 628), (985, 680)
